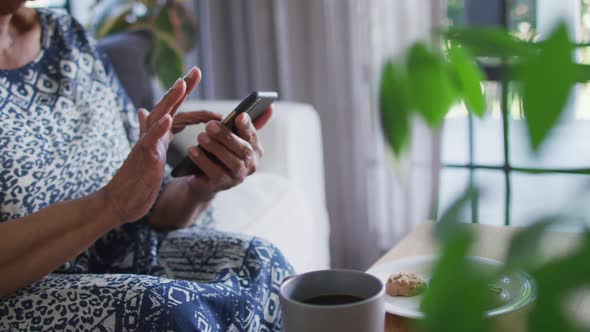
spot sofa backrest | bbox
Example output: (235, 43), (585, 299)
(97, 31), (155, 111)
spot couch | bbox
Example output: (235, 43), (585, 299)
(172, 101), (331, 273)
(99, 33), (331, 273)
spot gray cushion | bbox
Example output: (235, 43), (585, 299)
(97, 31), (155, 110)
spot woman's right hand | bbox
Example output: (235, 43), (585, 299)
(101, 74), (217, 225)
(100, 78), (182, 224)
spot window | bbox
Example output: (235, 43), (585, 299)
(26, 0), (97, 26)
(26, 0), (69, 12)
(439, 0), (590, 230)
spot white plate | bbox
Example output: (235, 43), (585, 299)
(367, 255), (536, 319)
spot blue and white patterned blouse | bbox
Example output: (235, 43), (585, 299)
(0, 10), (292, 331)
(0, 9), (138, 221)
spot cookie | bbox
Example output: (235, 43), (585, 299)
(386, 272), (427, 297)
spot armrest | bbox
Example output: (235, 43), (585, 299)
(173, 100), (329, 241)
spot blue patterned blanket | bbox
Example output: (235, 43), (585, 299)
(0, 221), (293, 331)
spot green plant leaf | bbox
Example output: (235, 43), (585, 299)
(574, 63), (590, 82)
(151, 36), (185, 88)
(444, 26), (537, 58)
(447, 45), (486, 116)
(435, 187), (478, 246)
(520, 23), (577, 151)
(90, 0), (135, 35)
(173, 2), (199, 52)
(94, 4), (136, 38)
(407, 43), (458, 128)
(379, 61), (411, 157)
(422, 187), (491, 332)
(92, 0), (195, 88)
(153, 4), (174, 35)
(422, 214), (491, 332)
(529, 231), (590, 332)
(504, 218), (558, 271)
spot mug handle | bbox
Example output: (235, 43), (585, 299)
(282, 274), (295, 285)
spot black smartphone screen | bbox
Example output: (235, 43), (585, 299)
(170, 91), (278, 178)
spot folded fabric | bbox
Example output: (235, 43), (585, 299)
(0, 225), (294, 331)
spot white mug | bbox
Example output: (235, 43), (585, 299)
(279, 269), (385, 332)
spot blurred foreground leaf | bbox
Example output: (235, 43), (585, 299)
(520, 23), (577, 151)
(435, 188), (478, 245)
(447, 45), (486, 116)
(421, 233), (492, 332)
(444, 26), (537, 58)
(379, 61), (411, 157)
(379, 20), (590, 332)
(422, 188), (491, 332)
(529, 231), (590, 332)
(505, 218), (558, 271)
(407, 44), (458, 128)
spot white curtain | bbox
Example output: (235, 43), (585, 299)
(191, 0), (444, 269)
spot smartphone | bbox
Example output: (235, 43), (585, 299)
(171, 91), (279, 178)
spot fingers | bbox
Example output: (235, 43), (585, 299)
(174, 110), (223, 126)
(142, 114), (172, 149)
(183, 113), (266, 196)
(235, 113), (264, 161)
(171, 110), (223, 134)
(138, 108), (149, 135)
(198, 133), (248, 181)
(170, 67), (202, 118)
(144, 67), (205, 134)
(147, 78), (186, 129)
(187, 147), (232, 188)
(184, 67), (202, 95)
(205, 121), (255, 161)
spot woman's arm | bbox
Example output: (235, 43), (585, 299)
(147, 178), (213, 229)
(0, 75), (192, 299)
(0, 191), (121, 298)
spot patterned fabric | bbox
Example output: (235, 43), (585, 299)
(0, 225), (292, 331)
(0, 9), (293, 331)
(0, 9), (138, 221)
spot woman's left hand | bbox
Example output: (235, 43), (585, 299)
(165, 65), (271, 201)
(183, 106), (273, 201)
(146, 67), (272, 229)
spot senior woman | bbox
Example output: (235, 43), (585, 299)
(0, 2), (292, 331)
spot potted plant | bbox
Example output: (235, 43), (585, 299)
(380, 21), (590, 331)
(90, 0), (198, 88)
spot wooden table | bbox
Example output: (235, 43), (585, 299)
(370, 222), (584, 332)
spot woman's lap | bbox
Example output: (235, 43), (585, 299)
(0, 227), (294, 332)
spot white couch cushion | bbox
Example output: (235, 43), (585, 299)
(212, 173), (330, 273)
(173, 100), (331, 271)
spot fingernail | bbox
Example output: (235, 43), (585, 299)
(199, 133), (210, 144)
(207, 122), (221, 134)
(243, 147), (253, 158)
(174, 78), (183, 88)
(190, 147), (199, 158)
(183, 67), (196, 81)
(164, 79), (182, 96)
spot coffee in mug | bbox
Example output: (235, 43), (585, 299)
(279, 269), (385, 332)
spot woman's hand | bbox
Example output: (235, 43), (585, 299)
(183, 106), (273, 201)
(101, 69), (219, 225)
(170, 67), (223, 135)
